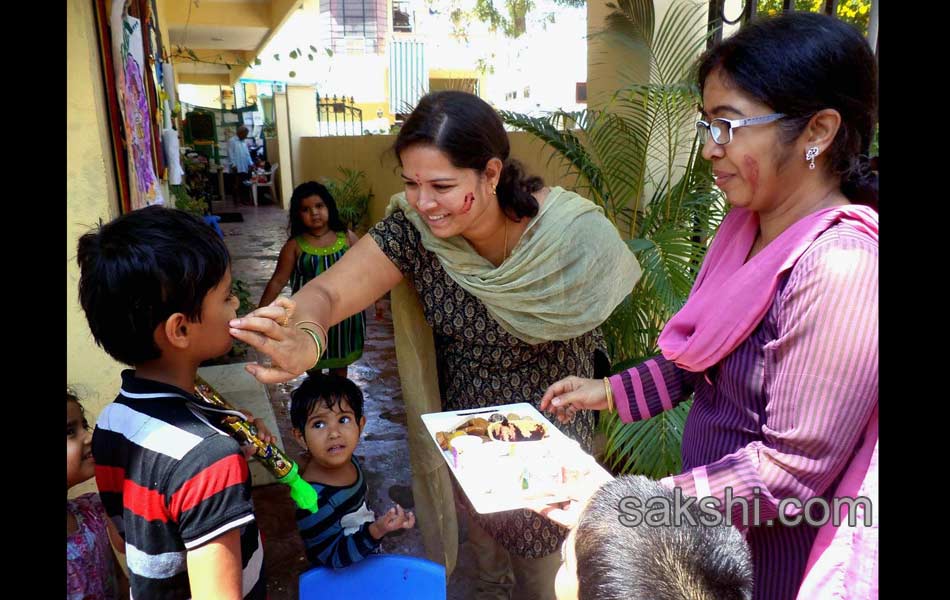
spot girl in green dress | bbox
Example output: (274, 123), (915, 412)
(259, 181), (365, 377)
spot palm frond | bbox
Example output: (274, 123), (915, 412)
(651, 0), (713, 85)
(500, 110), (605, 205)
(506, 1), (729, 477)
(597, 0), (655, 85)
(601, 401), (690, 477)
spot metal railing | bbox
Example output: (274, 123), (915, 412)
(707, 0), (877, 55)
(315, 93), (364, 136)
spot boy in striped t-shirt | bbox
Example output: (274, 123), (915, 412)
(76, 206), (269, 599)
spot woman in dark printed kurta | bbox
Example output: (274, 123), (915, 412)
(540, 14), (879, 600)
(369, 208), (606, 558)
(233, 92), (641, 598)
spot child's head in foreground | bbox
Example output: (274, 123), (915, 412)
(556, 475), (754, 600)
(76, 205), (238, 368)
(290, 374), (366, 471)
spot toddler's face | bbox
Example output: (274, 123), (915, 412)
(294, 399), (365, 470)
(66, 400), (95, 490)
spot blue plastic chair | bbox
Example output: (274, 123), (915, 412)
(299, 554), (446, 599)
(202, 214), (224, 238)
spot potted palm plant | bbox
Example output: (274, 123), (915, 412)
(322, 167), (374, 234)
(502, 0), (726, 477)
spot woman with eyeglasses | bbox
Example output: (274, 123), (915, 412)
(230, 90), (642, 598)
(539, 12), (878, 600)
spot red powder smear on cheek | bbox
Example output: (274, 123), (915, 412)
(461, 192), (475, 214)
(742, 155), (759, 196)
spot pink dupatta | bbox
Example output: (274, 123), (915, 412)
(657, 203), (879, 599)
(796, 405), (878, 599)
(657, 204), (878, 372)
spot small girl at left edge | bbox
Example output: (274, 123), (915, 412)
(67, 389), (129, 600)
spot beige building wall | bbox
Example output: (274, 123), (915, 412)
(587, 0), (711, 207)
(588, 0), (740, 106)
(287, 85), (320, 189)
(587, 0), (681, 108)
(274, 91), (295, 207)
(67, 0), (125, 497)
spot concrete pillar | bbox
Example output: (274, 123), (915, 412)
(273, 91), (294, 208)
(587, 0), (679, 110)
(287, 85), (320, 189)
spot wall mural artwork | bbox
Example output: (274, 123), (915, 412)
(111, 1), (164, 209)
(93, 0), (131, 212)
(94, 0), (177, 213)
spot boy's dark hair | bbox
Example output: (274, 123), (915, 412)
(76, 205), (231, 366)
(288, 181), (345, 238)
(576, 475), (753, 600)
(290, 374), (365, 431)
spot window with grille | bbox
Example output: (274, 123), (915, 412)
(329, 0), (382, 53)
(393, 0), (412, 32)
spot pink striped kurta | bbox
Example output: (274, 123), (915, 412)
(610, 221), (878, 600)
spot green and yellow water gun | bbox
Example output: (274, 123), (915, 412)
(194, 376), (318, 514)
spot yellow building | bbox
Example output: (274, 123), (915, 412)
(67, 0), (714, 498)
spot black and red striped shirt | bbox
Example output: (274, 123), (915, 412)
(92, 370), (265, 599)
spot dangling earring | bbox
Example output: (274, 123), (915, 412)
(805, 146), (820, 170)
(491, 185), (497, 196)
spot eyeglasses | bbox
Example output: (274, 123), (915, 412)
(695, 113), (785, 145)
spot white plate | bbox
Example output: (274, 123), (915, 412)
(421, 403), (610, 514)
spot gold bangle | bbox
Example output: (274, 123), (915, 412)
(603, 377), (615, 413)
(303, 327), (325, 357)
(300, 327), (323, 370)
(295, 320), (328, 346)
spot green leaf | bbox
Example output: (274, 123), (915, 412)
(289, 50), (298, 59)
(273, 53), (280, 61)
(321, 168), (373, 231)
(308, 54), (314, 61)
(289, 70), (297, 78)
(310, 45), (318, 53)
(254, 58), (262, 65)
(627, 238), (653, 253)
(325, 48), (334, 57)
